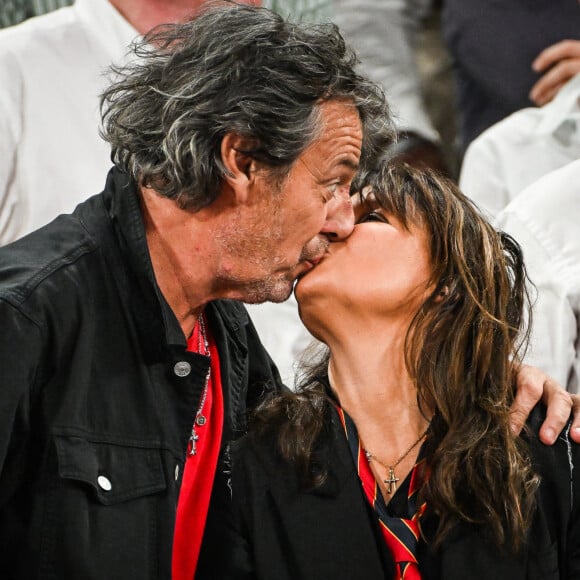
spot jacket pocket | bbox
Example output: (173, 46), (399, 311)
(54, 435), (166, 504)
(36, 435), (169, 580)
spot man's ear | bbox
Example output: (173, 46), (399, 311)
(221, 132), (259, 200)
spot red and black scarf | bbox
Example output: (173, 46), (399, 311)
(337, 407), (427, 580)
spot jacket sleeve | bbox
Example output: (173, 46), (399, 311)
(528, 410), (580, 578)
(0, 298), (44, 498)
(567, 429), (580, 578)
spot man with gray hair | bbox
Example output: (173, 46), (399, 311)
(0, 5), (390, 578)
(0, 4), (574, 579)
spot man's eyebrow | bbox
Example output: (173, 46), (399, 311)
(336, 157), (360, 172)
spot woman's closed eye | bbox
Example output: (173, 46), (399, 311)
(357, 211), (389, 224)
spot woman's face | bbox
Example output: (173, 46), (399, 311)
(294, 189), (436, 337)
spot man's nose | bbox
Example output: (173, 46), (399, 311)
(320, 192), (355, 241)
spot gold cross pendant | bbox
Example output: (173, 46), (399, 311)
(384, 467), (399, 494)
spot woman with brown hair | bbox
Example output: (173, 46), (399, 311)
(201, 163), (580, 579)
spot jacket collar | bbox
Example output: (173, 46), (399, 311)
(99, 167), (185, 354)
(95, 169), (254, 436)
(101, 168), (254, 349)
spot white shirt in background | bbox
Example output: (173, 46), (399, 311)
(245, 294), (318, 389)
(460, 73), (580, 220)
(0, 0), (137, 245)
(332, 0), (439, 143)
(495, 159), (580, 394)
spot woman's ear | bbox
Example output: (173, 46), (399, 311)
(220, 132), (259, 201)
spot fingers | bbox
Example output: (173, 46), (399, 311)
(530, 39), (580, 105)
(569, 394), (580, 443)
(532, 39), (580, 73)
(509, 364), (544, 437)
(539, 378), (573, 445)
(529, 59), (580, 105)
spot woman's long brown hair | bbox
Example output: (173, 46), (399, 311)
(250, 162), (538, 550)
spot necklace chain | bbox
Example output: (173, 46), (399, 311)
(364, 424), (430, 495)
(189, 313), (211, 456)
(195, 313), (210, 414)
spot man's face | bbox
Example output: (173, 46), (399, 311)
(216, 100), (362, 304)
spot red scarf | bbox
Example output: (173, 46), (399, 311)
(172, 319), (223, 580)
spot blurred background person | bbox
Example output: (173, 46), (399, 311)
(459, 72), (580, 219)
(334, 0), (580, 177)
(0, 0), (72, 28)
(333, 0), (456, 177)
(442, 0), (580, 152)
(496, 160), (580, 394)
(0, 0), (214, 246)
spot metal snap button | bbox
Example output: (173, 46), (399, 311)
(97, 475), (112, 491)
(173, 361), (191, 377)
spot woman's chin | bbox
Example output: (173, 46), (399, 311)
(293, 270), (311, 301)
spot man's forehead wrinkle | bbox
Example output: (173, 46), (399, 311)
(296, 153), (359, 179)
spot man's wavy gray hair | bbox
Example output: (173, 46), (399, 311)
(100, 2), (394, 209)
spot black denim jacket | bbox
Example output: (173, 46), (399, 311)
(0, 168), (282, 579)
